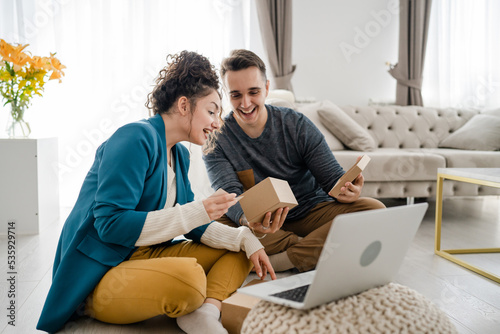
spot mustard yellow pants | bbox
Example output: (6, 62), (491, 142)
(85, 241), (252, 324)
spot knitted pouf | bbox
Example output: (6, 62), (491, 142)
(241, 283), (457, 334)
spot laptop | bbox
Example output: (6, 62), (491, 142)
(237, 203), (428, 309)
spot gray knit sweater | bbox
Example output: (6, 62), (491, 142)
(203, 104), (345, 224)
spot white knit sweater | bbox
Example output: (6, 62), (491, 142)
(135, 157), (263, 258)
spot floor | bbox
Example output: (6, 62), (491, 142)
(0, 196), (499, 333)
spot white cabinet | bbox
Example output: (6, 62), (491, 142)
(0, 138), (59, 234)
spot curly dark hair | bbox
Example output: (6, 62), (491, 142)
(146, 50), (220, 115)
(146, 51), (223, 153)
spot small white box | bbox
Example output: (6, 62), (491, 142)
(0, 138), (59, 234)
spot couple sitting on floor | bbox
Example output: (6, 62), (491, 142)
(37, 49), (385, 334)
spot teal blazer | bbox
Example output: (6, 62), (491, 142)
(37, 114), (209, 333)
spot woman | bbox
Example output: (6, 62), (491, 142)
(37, 51), (275, 334)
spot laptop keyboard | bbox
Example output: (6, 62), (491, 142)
(270, 284), (310, 302)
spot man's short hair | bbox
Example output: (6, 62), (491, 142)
(220, 49), (267, 81)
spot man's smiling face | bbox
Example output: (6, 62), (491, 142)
(224, 66), (270, 136)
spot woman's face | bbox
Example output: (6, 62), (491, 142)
(188, 90), (222, 145)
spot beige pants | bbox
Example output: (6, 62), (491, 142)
(219, 198), (386, 272)
(85, 241), (252, 324)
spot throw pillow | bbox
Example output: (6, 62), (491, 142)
(296, 102), (345, 151)
(317, 101), (377, 151)
(439, 114), (500, 151)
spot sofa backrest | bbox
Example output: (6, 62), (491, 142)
(339, 105), (478, 149)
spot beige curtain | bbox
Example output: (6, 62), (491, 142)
(256, 0), (296, 91)
(389, 0), (432, 106)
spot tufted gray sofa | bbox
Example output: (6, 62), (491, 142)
(265, 96), (500, 202)
(327, 105), (500, 201)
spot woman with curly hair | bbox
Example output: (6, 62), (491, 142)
(37, 51), (275, 334)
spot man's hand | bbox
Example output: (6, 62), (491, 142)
(335, 155), (365, 203)
(248, 207), (289, 234)
(202, 191), (238, 220)
(249, 248), (277, 280)
(336, 173), (364, 203)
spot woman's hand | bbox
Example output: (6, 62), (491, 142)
(248, 207), (289, 234)
(202, 190), (238, 220)
(249, 248), (277, 280)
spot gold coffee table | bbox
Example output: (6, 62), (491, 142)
(435, 168), (500, 283)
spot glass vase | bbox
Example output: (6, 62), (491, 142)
(6, 104), (31, 138)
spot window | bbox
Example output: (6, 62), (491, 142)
(0, 0), (263, 205)
(422, 0), (500, 109)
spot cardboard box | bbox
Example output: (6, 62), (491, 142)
(221, 279), (264, 334)
(238, 177), (298, 223)
(329, 155), (371, 197)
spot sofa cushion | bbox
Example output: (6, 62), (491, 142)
(296, 102), (344, 151)
(339, 105), (477, 149)
(332, 148), (445, 182)
(482, 108), (500, 117)
(318, 101), (376, 151)
(439, 114), (500, 151)
(419, 148), (500, 168)
(360, 181), (439, 198)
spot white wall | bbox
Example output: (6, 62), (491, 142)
(292, 0), (400, 106)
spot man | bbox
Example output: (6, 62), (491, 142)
(203, 49), (385, 272)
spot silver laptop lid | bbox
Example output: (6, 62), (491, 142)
(302, 203), (428, 308)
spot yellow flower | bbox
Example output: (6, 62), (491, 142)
(0, 39), (30, 65)
(0, 39), (65, 117)
(0, 69), (13, 81)
(12, 53), (31, 71)
(0, 39), (9, 60)
(48, 54), (66, 82)
(51, 55), (65, 71)
(33, 70), (47, 82)
(0, 39), (14, 61)
(30, 56), (51, 70)
(18, 79), (28, 89)
(10, 41), (29, 54)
